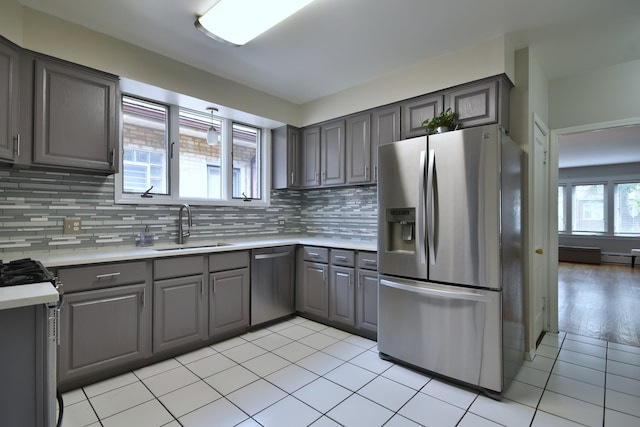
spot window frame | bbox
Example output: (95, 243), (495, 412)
(570, 182), (607, 234)
(115, 94), (271, 207)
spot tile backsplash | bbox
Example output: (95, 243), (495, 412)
(0, 168), (377, 254)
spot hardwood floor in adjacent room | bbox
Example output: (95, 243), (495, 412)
(558, 261), (640, 347)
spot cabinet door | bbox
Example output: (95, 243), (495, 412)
(346, 113), (371, 184)
(58, 283), (149, 385)
(0, 40), (19, 162)
(302, 261), (328, 318)
(153, 275), (207, 353)
(321, 120), (346, 186)
(401, 94), (443, 139)
(302, 126), (321, 187)
(329, 265), (355, 326)
(371, 105), (400, 182)
(356, 270), (378, 333)
(33, 58), (118, 172)
(446, 80), (497, 129)
(209, 268), (250, 337)
(272, 125), (301, 189)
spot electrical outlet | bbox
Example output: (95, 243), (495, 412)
(63, 218), (82, 235)
(278, 219), (286, 226)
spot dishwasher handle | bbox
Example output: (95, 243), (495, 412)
(254, 252), (291, 260)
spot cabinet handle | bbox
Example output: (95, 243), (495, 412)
(211, 278), (215, 295)
(315, 172), (320, 185)
(110, 148), (116, 167)
(362, 259), (376, 265)
(308, 252), (319, 257)
(334, 255), (348, 261)
(374, 165), (378, 181)
(290, 172), (294, 185)
(201, 278), (205, 297)
(141, 289), (145, 308)
(14, 134), (20, 157)
(95, 272), (120, 280)
(170, 142), (175, 159)
(321, 171), (326, 183)
(365, 165), (369, 180)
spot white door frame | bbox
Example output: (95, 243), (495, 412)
(548, 116), (640, 332)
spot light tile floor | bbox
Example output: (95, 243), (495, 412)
(60, 317), (640, 427)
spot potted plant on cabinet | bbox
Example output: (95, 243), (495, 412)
(422, 108), (457, 135)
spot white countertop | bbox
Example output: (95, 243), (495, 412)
(1, 236), (377, 268)
(0, 282), (60, 310)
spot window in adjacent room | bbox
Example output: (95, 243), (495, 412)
(614, 182), (640, 234)
(558, 185), (566, 232)
(572, 184), (605, 232)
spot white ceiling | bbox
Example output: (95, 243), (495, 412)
(559, 125), (640, 169)
(15, 0), (640, 168)
(16, 0), (640, 104)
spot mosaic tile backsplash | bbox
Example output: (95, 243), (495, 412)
(0, 168), (378, 254)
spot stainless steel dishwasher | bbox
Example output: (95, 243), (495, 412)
(251, 246), (295, 326)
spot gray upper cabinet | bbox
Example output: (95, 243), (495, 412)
(302, 126), (321, 187)
(371, 105), (400, 182)
(401, 93), (443, 139)
(153, 256), (207, 354)
(272, 125), (301, 189)
(33, 57), (119, 173)
(0, 39), (19, 163)
(447, 80), (504, 127)
(346, 113), (371, 184)
(321, 120), (346, 186)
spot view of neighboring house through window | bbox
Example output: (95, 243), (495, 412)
(572, 184), (605, 232)
(232, 123), (261, 199)
(122, 96), (168, 194)
(558, 185), (565, 232)
(614, 182), (640, 234)
(118, 95), (265, 204)
(178, 108), (223, 199)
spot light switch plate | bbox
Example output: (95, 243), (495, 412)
(63, 218), (82, 235)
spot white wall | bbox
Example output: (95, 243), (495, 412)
(1, 2), (301, 127)
(301, 37), (512, 126)
(549, 59), (640, 129)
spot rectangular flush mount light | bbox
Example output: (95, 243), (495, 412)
(195, 0), (316, 46)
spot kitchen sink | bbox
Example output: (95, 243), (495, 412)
(152, 243), (232, 251)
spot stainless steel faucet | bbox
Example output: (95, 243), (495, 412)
(178, 204), (192, 244)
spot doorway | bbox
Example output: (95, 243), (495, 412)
(549, 118), (640, 339)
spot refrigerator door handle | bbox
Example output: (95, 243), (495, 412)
(426, 149), (436, 265)
(417, 150), (427, 265)
(380, 279), (492, 303)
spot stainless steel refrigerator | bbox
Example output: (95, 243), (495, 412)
(377, 123), (524, 394)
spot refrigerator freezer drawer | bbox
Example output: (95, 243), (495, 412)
(378, 276), (503, 392)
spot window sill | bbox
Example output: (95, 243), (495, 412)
(115, 194), (270, 208)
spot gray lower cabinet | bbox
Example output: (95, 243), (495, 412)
(329, 249), (356, 327)
(299, 245), (330, 318)
(346, 113), (371, 184)
(401, 93), (444, 139)
(153, 256), (207, 353)
(0, 38), (20, 163)
(329, 265), (355, 326)
(209, 251), (251, 337)
(32, 56), (119, 173)
(356, 252), (378, 334)
(56, 261), (150, 387)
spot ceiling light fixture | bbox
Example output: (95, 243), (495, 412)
(206, 107), (219, 146)
(195, 0), (316, 46)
